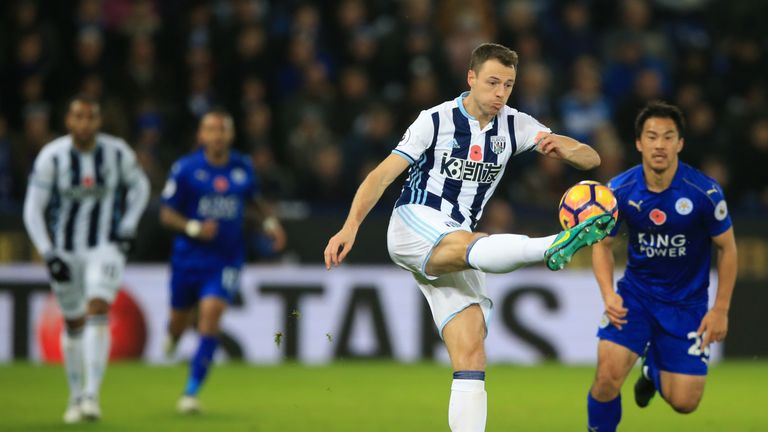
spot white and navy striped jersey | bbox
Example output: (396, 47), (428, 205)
(23, 133), (150, 256)
(393, 92), (550, 229)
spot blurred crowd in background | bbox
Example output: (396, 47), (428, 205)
(2, 0), (768, 218)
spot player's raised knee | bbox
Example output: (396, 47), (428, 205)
(668, 396), (701, 414)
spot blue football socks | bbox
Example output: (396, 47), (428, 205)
(184, 335), (219, 396)
(587, 392), (621, 432)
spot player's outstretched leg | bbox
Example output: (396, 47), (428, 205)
(545, 214), (615, 271)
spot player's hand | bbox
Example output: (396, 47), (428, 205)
(198, 219), (218, 241)
(324, 226), (358, 270)
(114, 235), (135, 255)
(603, 291), (628, 330)
(697, 307), (729, 351)
(45, 254), (71, 283)
(263, 218), (286, 252)
(535, 133), (572, 159)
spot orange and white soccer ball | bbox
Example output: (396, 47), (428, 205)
(558, 180), (618, 229)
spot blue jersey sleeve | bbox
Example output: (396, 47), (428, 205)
(699, 183), (732, 237)
(161, 161), (188, 211)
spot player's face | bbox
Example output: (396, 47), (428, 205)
(636, 117), (684, 173)
(198, 114), (234, 154)
(467, 59), (516, 118)
(66, 101), (101, 145)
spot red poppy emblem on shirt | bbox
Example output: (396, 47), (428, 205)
(213, 175), (229, 192)
(470, 145), (483, 161)
(649, 208), (666, 225)
(82, 176), (94, 188)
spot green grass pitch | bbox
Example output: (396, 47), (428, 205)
(1, 361), (766, 431)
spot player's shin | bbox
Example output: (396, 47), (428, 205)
(466, 234), (556, 273)
(83, 314), (110, 399)
(587, 392), (621, 432)
(184, 335), (219, 396)
(61, 327), (85, 403)
(448, 371), (487, 432)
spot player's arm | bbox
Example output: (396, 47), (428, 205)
(23, 184), (53, 258)
(23, 153), (71, 282)
(245, 199), (286, 252)
(324, 154), (409, 269)
(698, 227), (738, 350)
(159, 205), (217, 241)
(591, 236), (628, 329)
(116, 147), (150, 253)
(536, 133), (601, 170)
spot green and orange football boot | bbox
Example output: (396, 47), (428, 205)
(544, 213), (615, 271)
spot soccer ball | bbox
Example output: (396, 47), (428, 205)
(558, 180), (618, 229)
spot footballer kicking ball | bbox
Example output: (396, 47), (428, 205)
(558, 180), (618, 229)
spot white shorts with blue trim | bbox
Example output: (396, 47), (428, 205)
(387, 204), (493, 338)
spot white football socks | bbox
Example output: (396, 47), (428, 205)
(83, 314), (110, 398)
(61, 328), (84, 403)
(449, 378), (487, 432)
(466, 234), (557, 273)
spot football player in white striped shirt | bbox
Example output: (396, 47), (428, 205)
(325, 43), (614, 431)
(23, 96), (150, 423)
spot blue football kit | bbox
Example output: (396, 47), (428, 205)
(598, 161), (732, 375)
(162, 148), (259, 308)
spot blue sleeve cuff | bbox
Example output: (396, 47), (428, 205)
(392, 149), (416, 165)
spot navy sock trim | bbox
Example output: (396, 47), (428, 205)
(453, 370), (485, 380)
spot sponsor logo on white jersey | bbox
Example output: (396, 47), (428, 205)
(439, 152), (502, 184)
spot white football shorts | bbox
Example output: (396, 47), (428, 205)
(387, 204), (493, 338)
(51, 243), (126, 319)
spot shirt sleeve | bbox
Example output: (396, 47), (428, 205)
(161, 161), (185, 210)
(391, 110), (435, 164)
(24, 149), (55, 255)
(606, 179), (622, 237)
(700, 183), (732, 237)
(23, 181), (53, 256)
(28, 148), (55, 189)
(513, 112), (552, 154)
(117, 146), (150, 236)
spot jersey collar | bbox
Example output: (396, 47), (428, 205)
(638, 160), (685, 192)
(455, 91), (498, 131)
(455, 92), (476, 121)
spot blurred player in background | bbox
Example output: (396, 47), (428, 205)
(160, 110), (285, 413)
(325, 43), (613, 432)
(23, 96), (150, 423)
(586, 101), (738, 431)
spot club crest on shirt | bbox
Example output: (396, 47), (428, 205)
(675, 197), (693, 215)
(490, 135), (506, 154)
(194, 169), (209, 181)
(649, 208), (667, 225)
(231, 168), (247, 184)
